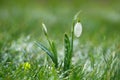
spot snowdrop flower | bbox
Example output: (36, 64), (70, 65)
(42, 23), (47, 35)
(74, 22), (82, 37)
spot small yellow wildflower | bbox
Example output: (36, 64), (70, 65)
(23, 62), (31, 70)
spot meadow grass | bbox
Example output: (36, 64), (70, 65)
(0, 1), (120, 80)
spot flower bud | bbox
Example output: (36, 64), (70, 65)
(74, 22), (82, 37)
(42, 23), (47, 36)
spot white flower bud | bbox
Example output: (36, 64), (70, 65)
(74, 22), (82, 37)
(42, 23), (47, 35)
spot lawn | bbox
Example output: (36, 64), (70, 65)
(0, 0), (120, 80)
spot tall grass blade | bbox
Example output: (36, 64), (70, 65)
(64, 33), (71, 71)
(36, 41), (57, 66)
(51, 41), (58, 68)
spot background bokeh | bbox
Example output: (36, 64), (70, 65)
(0, 1), (120, 79)
(0, 0), (120, 42)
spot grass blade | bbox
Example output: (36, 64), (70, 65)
(35, 41), (54, 63)
(64, 33), (71, 71)
(51, 41), (58, 68)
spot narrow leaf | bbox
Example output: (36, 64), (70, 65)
(64, 33), (71, 71)
(35, 41), (54, 62)
(51, 41), (58, 68)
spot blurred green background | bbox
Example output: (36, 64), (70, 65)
(0, 1), (120, 79)
(0, 0), (120, 47)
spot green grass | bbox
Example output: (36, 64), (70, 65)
(0, 1), (120, 80)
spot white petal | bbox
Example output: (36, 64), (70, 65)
(74, 22), (82, 37)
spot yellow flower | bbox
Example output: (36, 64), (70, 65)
(23, 62), (31, 70)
